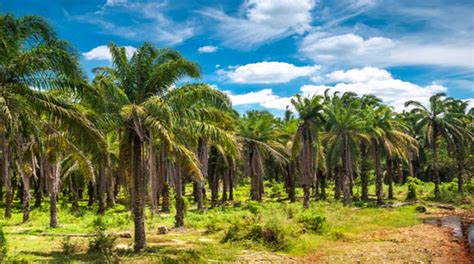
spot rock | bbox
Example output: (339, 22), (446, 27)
(115, 231), (132, 238)
(415, 205), (427, 213)
(157, 226), (169, 235)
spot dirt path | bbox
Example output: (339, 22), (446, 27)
(235, 223), (471, 263)
(306, 224), (472, 264)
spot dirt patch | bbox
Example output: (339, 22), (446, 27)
(306, 224), (471, 263)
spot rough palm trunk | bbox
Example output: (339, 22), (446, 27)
(49, 162), (61, 228)
(97, 165), (106, 215)
(106, 164), (115, 208)
(432, 133), (440, 199)
(228, 164), (234, 201)
(386, 159), (394, 200)
(69, 174), (79, 212)
(457, 154), (464, 194)
(161, 184), (170, 213)
(342, 135), (352, 206)
(2, 141), (12, 219)
(222, 168), (228, 202)
(303, 184), (310, 208)
(373, 142), (384, 205)
(50, 194), (58, 228)
(285, 163), (296, 203)
(196, 139), (207, 211)
(131, 133), (146, 252)
(87, 181), (95, 206)
(319, 170), (327, 200)
(396, 159), (403, 184)
(249, 144), (263, 202)
(360, 146), (369, 201)
(334, 167), (341, 200)
(174, 163), (184, 228)
(20, 167), (30, 223)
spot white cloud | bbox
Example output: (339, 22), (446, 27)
(301, 67), (447, 111)
(198, 45), (218, 53)
(225, 89), (292, 110)
(199, 0), (316, 49)
(105, 0), (127, 6)
(82, 45), (136, 61)
(299, 33), (474, 68)
(220, 61), (320, 84)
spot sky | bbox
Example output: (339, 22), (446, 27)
(3, 0), (474, 115)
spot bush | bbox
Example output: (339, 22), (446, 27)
(61, 236), (78, 256)
(296, 212), (326, 233)
(439, 180), (458, 202)
(0, 225), (7, 261)
(269, 183), (284, 198)
(88, 217), (117, 262)
(247, 201), (263, 215)
(406, 177), (422, 201)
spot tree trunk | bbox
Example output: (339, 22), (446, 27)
(97, 165), (106, 215)
(69, 174), (79, 212)
(106, 165), (115, 208)
(285, 164), (296, 203)
(360, 146), (369, 201)
(334, 167), (341, 200)
(320, 169), (327, 200)
(373, 143), (384, 205)
(161, 184), (170, 213)
(387, 159), (394, 200)
(303, 184), (310, 208)
(19, 167), (30, 223)
(342, 136), (352, 206)
(396, 159), (403, 184)
(174, 164), (184, 228)
(228, 166), (234, 201)
(131, 133), (146, 252)
(87, 181), (94, 207)
(50, 193), (58, 228)
(457, 154), (464, 194)
(2, 141), (12, 219)
(432, 134), (440, 199)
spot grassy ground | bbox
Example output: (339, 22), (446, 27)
(0, 180), (472, 263)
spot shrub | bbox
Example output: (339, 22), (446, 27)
(61, 236), (78, 256)
(269, 183), (284, 198)
(247, 201), (263, 215)
(0, 225), (7, 261)
(439, 180), (458, 202)
(205, 221), (224, 234)
(406, 177), (422, 201)
(88, 217), (117, 262)
(297, 212), (326, 233)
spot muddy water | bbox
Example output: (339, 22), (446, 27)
(423, 216), (474, 254)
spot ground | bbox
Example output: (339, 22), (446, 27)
(1, 182), (473, 263)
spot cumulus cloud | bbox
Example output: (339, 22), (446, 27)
(299, 33), (474, 68)
(219, 61), (320, 84)
(199, 0), (315, 49)
(82, 45), (136, 61)
(198, 45), (218, 53)
(301, 67), (447, 111)
(224, 89), (292, 110)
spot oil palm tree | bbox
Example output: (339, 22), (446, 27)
(324, 92), (368, 206)
(94, 42), (234, 251)
(405, 93), (470, 199)
(366, 106), (417, 204)
(291, 94), (325, 208)
(0, 14), (105, 219)
(237, 111), (286, 201)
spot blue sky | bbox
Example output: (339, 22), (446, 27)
(3, 0), (473, 114)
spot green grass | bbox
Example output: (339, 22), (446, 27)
(0, 179), (472, 262)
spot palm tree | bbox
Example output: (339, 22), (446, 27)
(94, 43), (233, 251)
(291, 94), (325, 208)
(0, 14), (105, 220)
(237, 111), (286, 201)
(405, 93), (470, 199)
(324, 92), (368, 206)
(366, 106), (417, 204)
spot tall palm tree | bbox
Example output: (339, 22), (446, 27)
(324, 92), (368, 206)
(237, 111), (286, 201)
(291, 94), (325, 208)
(366, 106), (417, 204)
(405, 93), (470, 199)
(95, 42), (233, 251)
(0, 14), (105, 220)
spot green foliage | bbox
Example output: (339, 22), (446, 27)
(406, 177), (422, 201)
(61, 236), (78, 256)
(0, 225), (7, 261)
(438, 180), (459, 202)
(247, 201), (263, 215)
(88, 217), (117, 262)
(296, 212), (326, 233)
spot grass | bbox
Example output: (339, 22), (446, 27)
(0, 178), (472, 262)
